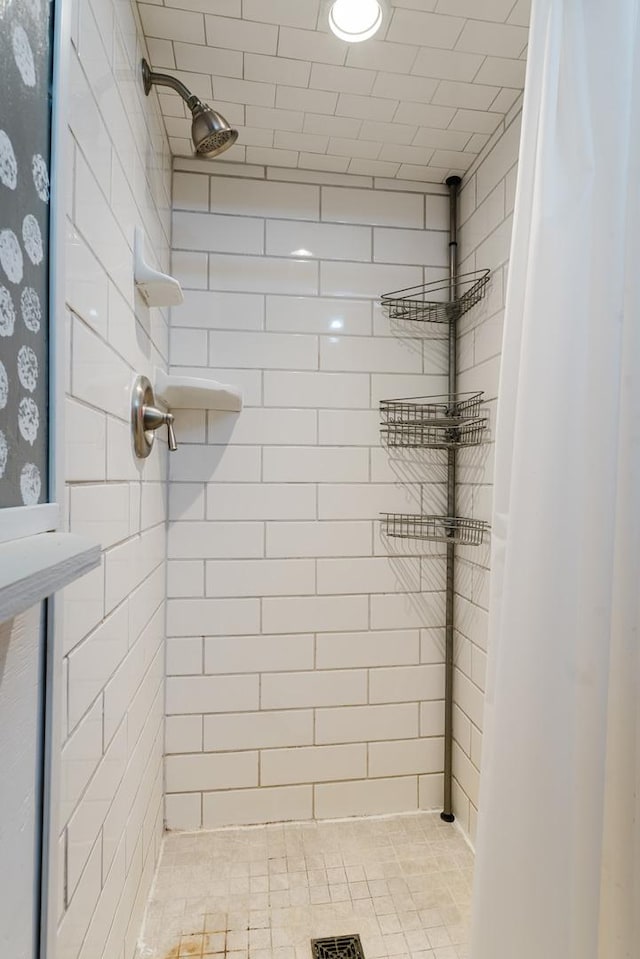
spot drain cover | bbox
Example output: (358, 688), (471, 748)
(311, 936), (365, 959)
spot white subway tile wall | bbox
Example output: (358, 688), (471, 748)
(167, 166), (452, 826)
(61, 0), (171, 956)
(452, 100), (522, 841)
(137, 1), (528, 179)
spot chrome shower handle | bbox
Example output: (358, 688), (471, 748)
(167, 416), (178, 452)
(132, 375), (178, 458)
(142, 406), (178, 451)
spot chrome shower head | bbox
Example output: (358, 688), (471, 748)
(191, 102), (238, 157)
(141, 58), (239, 159)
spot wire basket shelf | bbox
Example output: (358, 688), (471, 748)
(382, 420), (486, 449)
(380, 392), (486, 448)
(381, 513), (490, 546)
(380, 269), (490, 324)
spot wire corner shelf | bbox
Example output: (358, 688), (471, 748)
(380, 391), (487, 449)
(380, 269), (490, 324)
(381, 513), (490, 547)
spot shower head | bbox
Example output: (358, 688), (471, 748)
(190, 102), (238, 157)
(141, 58), (238, 158)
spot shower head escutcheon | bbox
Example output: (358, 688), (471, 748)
(141, 58), (238, 158)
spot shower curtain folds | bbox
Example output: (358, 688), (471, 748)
(470, 1), (640, 958)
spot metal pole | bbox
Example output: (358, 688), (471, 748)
(441, 175), (461, 823)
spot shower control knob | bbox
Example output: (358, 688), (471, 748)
(167, 415), (178, 452)
(143, 406), (178, 452)
(131, 375), (178, 458)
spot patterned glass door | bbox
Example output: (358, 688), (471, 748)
(0, 3), (55, 958)
(0, 0), (53, 509)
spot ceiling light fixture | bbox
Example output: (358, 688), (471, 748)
(328, 0), (383, 43)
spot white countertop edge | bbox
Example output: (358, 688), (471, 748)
(0, 532), (101, 624)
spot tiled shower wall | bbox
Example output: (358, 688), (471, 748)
(453, 101), (522, 840)
(59, 0), (171, 956)
(167, 162), (455, 829)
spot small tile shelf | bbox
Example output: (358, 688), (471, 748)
(381, 513), (490, 546)
(380, 269), (490, 324)
(380, 392), (487, 449)
(155, 370), (243, 412)
(134, 227), (184, 307)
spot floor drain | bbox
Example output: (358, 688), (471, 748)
(311, 935), (365, 959)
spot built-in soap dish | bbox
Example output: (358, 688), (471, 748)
(134, 226), (184, 307)
(155, 369), (243, 413)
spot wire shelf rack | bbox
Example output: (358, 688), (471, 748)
(381, 391), (483, 425)
(381, 513), (490, 546)
(382, 420), (486, 449)
(380, 269), (490, 324)
(380, 392), (486, 448)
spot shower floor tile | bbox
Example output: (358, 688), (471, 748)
(137, 812), (473, 959)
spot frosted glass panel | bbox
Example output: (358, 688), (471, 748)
(0, 0), (53, 508)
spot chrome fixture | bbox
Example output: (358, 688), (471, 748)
(328, 0), (384, 42)
(141, 58), (238, 158)
(132, 375), (178, 459)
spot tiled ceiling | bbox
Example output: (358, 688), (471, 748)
(137, 0), (529, 182)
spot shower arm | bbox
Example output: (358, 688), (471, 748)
(141, 59), (204, 114)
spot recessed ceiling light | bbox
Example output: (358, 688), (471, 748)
(329, 0), (383, 43)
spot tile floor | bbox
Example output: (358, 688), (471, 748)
(137, 812), (473, 959)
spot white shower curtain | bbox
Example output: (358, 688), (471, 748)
(470, 2), (640, 958)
